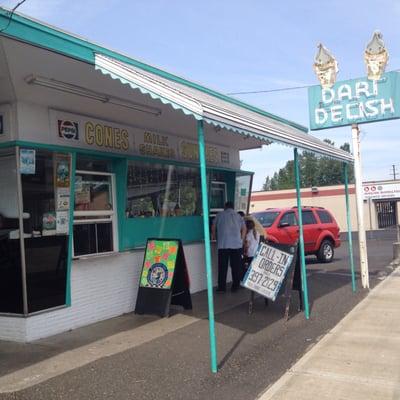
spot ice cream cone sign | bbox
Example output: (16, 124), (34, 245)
(364, 31), (388, 81)
(313, 43), (339, 89)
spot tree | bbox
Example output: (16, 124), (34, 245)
(262, 140), (354, 190)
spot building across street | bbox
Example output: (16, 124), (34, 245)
(250, 179), (400, 233)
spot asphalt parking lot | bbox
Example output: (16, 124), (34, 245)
(0, 237), (395, 400)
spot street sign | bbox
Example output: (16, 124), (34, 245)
(308, 71), (400, 130)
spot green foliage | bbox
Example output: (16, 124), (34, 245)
(262, 140), (354, 191)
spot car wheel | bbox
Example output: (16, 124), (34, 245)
(317, 240), (334, 263)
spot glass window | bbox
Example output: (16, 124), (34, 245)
(76, 156), (111, 173)
(21, 150), (71, 313)
(235, 174), (252, 213)
(317, 210), (333, 223)
(302, 210), (317, 225)
(126, 161), (201, 218)
(73, 170), (116, 257)
(279, 212), (298, 226)
(210, 182), (226, 211)
(0, 149), (23, 313)
(252, 211), (280, 227)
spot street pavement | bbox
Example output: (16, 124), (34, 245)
(0, 237), (396, 400)
(258, 266), (400, 400)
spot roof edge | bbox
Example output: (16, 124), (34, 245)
(0, 8), (308, 133)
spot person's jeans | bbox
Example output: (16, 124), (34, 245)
(217, 248), (243, 290)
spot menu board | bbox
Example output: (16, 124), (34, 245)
(135, 238), (192, 317)
(140, 240), (179, 289)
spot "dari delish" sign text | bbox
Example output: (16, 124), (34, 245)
(308, 71), (400, 130)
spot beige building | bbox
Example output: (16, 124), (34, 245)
(250, 180), (400, 233)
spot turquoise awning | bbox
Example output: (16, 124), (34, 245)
(95, 54), (353, 163)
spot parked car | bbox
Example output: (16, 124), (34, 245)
(252, 206), (340, 263)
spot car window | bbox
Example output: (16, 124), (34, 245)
(301, 210), (317, 225)
(279, 212), (297, 226)
(316, 210), (333, 223)
(252, 211), (280, 227)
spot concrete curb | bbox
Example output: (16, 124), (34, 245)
(257, 266), (400, 400)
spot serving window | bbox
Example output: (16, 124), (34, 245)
(126, 161), (202, 218)
(73, 170), (117, 257)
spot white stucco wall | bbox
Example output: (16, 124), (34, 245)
(0, 242), (227, 342)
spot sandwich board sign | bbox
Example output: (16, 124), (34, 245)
(308, 71), (400, 130)
(242, 242), (296, 301)
(135, 238), (192, 317)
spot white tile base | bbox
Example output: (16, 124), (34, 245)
(0, 243), (232, 342)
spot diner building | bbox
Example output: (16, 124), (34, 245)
(0, 9), (353, 342)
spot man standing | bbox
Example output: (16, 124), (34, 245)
(212, 201), (246, 292)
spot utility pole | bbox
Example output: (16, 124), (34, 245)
(390, 164), (397, 180)
(352, 124), (369, 289)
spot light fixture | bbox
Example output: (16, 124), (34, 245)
(364, 31), (388, 81)
(25, 75), (162, 116)
(313, 43), (339, 89)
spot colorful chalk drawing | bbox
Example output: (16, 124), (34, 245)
(140, 240), (179, 289)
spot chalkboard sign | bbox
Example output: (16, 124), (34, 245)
(135, 238), (192, 317)
(242, 242), (296, 301)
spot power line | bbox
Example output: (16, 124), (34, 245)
(0, 0), (27, 34)
(226, 84), (313, 96)
(226, 68), (400, 96)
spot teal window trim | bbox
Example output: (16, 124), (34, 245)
(6, 142), (76, 308)
(10, 140), (247, 251)
(10, 140), (247, 174)
(66, 152), (76, 306)
(0, 9), (307, 133)
(0, 142), (14, 149)
(113, 158), (128, 251)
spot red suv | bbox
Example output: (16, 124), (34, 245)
(252, 206), (340, 263)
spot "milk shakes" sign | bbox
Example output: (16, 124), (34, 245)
(308, 71), (400, 130)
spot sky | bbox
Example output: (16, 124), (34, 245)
(1, 0), (400, 190)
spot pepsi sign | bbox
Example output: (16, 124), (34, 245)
(58, 120), (79, 140)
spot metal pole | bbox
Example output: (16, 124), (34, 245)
(15, 146), (29, 316)
(343, 163), (356, 292)
(351, 124), (369, 289)
(197, 119), (218, 373)
(246, 173), (254, 215)
(294, 148), (310, 319)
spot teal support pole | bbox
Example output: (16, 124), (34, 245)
(344, 163), (357, 292)
(294, 148), (310, 319)
(197, 119), (218, 373)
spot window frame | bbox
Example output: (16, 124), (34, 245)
(316, 209), (333, 224)
(279, 211), (298, 227)
(301, 210), (318, 225)
(72, 169), (118, 258)
(210, 180), (227, 213)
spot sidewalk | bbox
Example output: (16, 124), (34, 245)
(258, 267), (400, 400)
